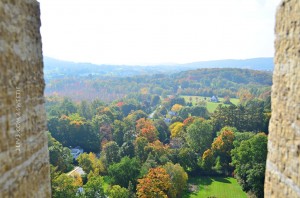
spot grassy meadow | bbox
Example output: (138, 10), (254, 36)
(184, 176), (247, 198)
(181, 96), (240, 113)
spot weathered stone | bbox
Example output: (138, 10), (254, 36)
(0, 0), (51, 197)
(264, 0), (300, 197)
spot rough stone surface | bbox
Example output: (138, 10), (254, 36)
(264, 0), (300, 197)
(0, 0), (51, 197)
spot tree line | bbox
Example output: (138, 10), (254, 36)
(47, 91), (269, 198)
(45, 68), (272, 102)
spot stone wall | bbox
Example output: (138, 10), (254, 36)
(0, 0), (51, 197)
(264, 0), (300, 197)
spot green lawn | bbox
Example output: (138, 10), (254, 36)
(184, 176), (247, 198)
(181, 96), (239, 113)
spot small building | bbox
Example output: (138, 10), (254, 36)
(164, 118), (171, 124)
(67, 166), (86, 177)
(67, 167), (86, 196)
(77, 187), (84, 195)
(70, 146), (83, 160)
(168, 111), (177, 116)
(210, 96), (219, 103)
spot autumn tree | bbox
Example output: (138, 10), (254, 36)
(169, 122), (184, 139)
(99, 123), (113, 147)
(98, 107), (115, 121)
(182, 116), (195, 128)
(164, 163), (188, 198)
(237, 88), (253, 104)
(72, 172), (83, 187)
(201, 149), (214, 171)
(136, 167), (171, 198)
(171, 104), (183, 112)
(77, 153), (93, 174)
(93, 158), (106, 177)
(136, 118), (158, 142)
(211, 126), (235, 173)
(145, 140), (170, 164)
(126, 110), (148, 124)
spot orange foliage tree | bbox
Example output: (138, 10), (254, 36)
(136, 167), (171, 198)
(202, 149), (214, 170)
(183, 116), (195, 127)
(136, 118), (158, 142)
(212, 127), (235, 155)
(237, 88), (253, 104)
(211, 127), (235, 172)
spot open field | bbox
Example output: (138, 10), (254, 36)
(184, 176), (247, 198)
(181, 96), (240, 113)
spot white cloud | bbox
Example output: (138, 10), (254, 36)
(38, 0), (280, 65)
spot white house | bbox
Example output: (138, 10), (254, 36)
(68, 166), (85, 177)
(70, 146), (83, 160)
(210, 96), (219, 103)
(168, 111), (177, 116)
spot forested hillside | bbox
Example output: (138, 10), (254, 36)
(44, 57), (273, 79)
(47, 67), (271, 197)
(45, 68), (272, 102)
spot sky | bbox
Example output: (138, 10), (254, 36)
(38, 0), (281, 65)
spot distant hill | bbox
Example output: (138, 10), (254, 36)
(44, 57), (273, 79)
(45, 67), (272, 102)
(179, 58), (273, 71)
(175, 68), (272, 86)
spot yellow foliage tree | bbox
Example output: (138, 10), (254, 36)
(169, 122), (184, 138)
(171, 104), (183, 112)
(72, 172), (83, 186)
